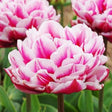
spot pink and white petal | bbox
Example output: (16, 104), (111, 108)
(8, 49), (25, 68)
(16, 18), (33, 29)
(98, 55), (108, 65)
(26, 59), (40, 73)
(15, 4), (28, 19)
(39, 20), (65, 39)
(86, 75), (104, 90)
(33, 37), (56, 58)
(47, 79), (86, 94)
(64, 26), (76, 44)
(3, 27), (26, 40)
(18, 66), (35, 81)
(54, 64), (73, 79)
(5, 66), (14, 77)
(51, 43), (83, 67)
(17, 40), (35, 63)
(14, 83), (45, 94)
(86, 66), (109, 82)
(50, 44), (68, 67)
(36, 69), (54, 85)
(54, 38), (72, 48)
(35, 58), (57, 73)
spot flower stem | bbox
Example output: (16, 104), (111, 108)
(99, 37), (108, 112)
(26, 94), (31, 112)
(58, 94), (64, 112)
(60, 4), (64, 26)
(99, 87), (104, 112)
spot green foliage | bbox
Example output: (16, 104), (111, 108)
(31, 95), (40, 112)
(40, 104), (57, 112)
(3, 74), (12, 90)
(78, 90), (94, 112)
(0, 86), (17, 112)
(21, 98), (27, 112)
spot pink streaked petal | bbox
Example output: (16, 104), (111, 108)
(26, 59), (40, 73)
(47, 6), (60, 22)
(36, 69), (54, 86)
(64, 26), (76, 44)
(47, 79), (86, 94)
(5, 66), (13, 77)
(39, 20), (65, 39)
(3, 27), (26, 40)
(26, 0), (48, 14)
(101, 32), (112, 42)
(86, 81), (104, 90)
(0, 21), (8, 31)
(50, 44), (68, 67)
(54, 64), (73, 79)
(51, 43), (83, 67)
(8, 49), (25, 68)
(35, 58), (57, 73)
(15, 4), (28, 19)
(71, 64), (86, 76)
(18, 67), (35, 81)
(17, 40), (35, 63)
(0, 15), (9, 24)
(16, 18), (33, 29)
(14, 83), (45, 94)
(54, 38), (72, 48)
(98, 55), (108, 64)
(85, 56), (101, 73)
(5, 13), (20, 27)
(62, 58), (75, 66)
(33, 37), (56, 58)
(26, 58), (57, 73)
(86, 66), (109, 82)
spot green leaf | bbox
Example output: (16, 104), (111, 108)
(108, 104), (112, 112)
(40, 104), (57, 112)
(3, 74), (12, 91)
(104, 80), (112, 108)
(7, 85), (24, 103)
(21, 98), (26, 112)
(0, 102), (3, 112)
(0, 86), (17, 112)
(31, 95), (40, 112)
(38, 93), (78, 112)
(78, 90), (94, 112)
(93, 96), (108, 112)
(64, 92), (81, 108)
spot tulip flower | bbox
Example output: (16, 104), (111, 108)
(5, 21), (109, 94)
(71, 0), (112, 42)
(0, 0), (60, 48)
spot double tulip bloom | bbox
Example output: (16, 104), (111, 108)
(5, 21), (109, 94)
(0, 0), (60, 47)
(72, 0), (112, 42)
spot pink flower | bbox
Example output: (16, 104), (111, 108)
(71, 0), (112, 42)
(0, 0), (60, 48)
(5, 21), (109, 94)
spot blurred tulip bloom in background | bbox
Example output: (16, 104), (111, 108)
(0, 0), (60, 48)
(5, 21), (109, 94)
(71, 0), (112, 42)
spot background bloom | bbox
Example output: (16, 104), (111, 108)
(0, 0), (60, 47)
(71, 0), (112, 42)
(5, 21), (109, 94)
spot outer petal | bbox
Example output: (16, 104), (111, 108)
(39, 20), (65, 39)
(8, 49), (25, 68)
(47, 79), (86, 94)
